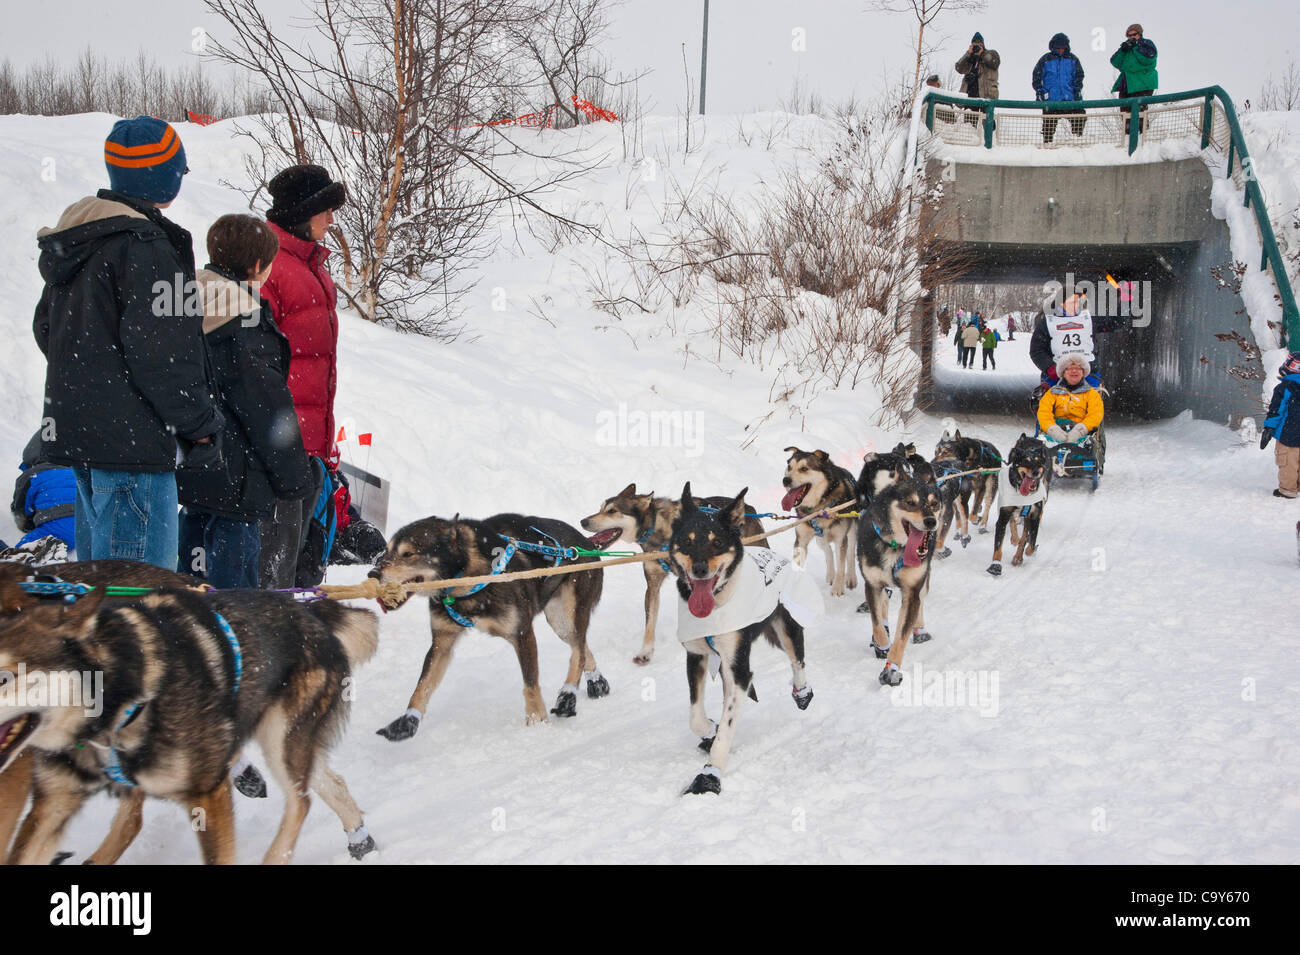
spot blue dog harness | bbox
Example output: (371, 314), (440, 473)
(871, 521), (908, 582)
(439, 540), (519, 628)
(636, 527), (672, 574)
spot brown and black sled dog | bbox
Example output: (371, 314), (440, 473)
(372, 512), (606, 741)
(580, 484), (765, 665)
(0, 561), (379, 865)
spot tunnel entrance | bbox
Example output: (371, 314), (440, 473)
(918, 157), (1266, 424)
(921, 244), (1193, 419)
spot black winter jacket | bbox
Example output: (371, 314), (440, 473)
(176, 267), (312, 520)
(33, 190), (222, 471)
(1029, 309), (1125, 373)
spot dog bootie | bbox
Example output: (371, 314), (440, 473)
(377, 709), (421, 742)
(683, 765), (722, 795)
(987, 561), (1002, 576)
(347, 825), (377, 860)
(878, 662), (903, 687)
(792, 684), (814, 710)
(234, 763), (268, 799)
(911, 628), (932, 644)
(585, 669), (610, 698)
(551, 684), (579, 718)
(869, 624), (892, 660)
(936, 546), (952, 560)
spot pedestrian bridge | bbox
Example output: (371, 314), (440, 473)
(911, 87), (1298, 423)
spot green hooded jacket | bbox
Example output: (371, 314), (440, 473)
(1110, 38), (1158, 96)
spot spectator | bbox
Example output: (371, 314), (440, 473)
(955, 33), (1001, 127)
(1111, 24), (1158, 136)
(980, 323), (998, 370)
(1261, 351), (1300, 498)
(925, 74), (942, 89)
(10, 431), (74, 551)
(33, 116), (222, 570)
(961, 319), (981, 369)
(176, 215), (313, 588)
(259, 164), (348, 589)
(1006, 313), (1016, 340)
(1033, 33), (1086, 143)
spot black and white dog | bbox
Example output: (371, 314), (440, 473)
(668, 484), (821, 795)
(856, 478), (942, 686)
(987, 434), (1051, 576)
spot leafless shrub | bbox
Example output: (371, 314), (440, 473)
(1259, 61), (1300, 112)
(204, 0), (604, 337)
(510, 0), (640, 129)
(638, 105), (970, 426)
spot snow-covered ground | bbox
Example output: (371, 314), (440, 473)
(1, 111), (1298, 864)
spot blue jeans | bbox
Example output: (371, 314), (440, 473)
(73, 467), (178, 569)
(178, 508), (261, 589)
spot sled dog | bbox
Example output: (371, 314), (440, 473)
(987, 434), (1050, 576)
(856, 478), (942, 686)
(0, 569), (378, 865)
(668, 484), (821, 796)
(780, 447), (858, 596)
(933, 430), (1001, 544)
(372, 512), (606, 739)
(580, 483), (764, 665)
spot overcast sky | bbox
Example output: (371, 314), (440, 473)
(4, 0), (1298, 114)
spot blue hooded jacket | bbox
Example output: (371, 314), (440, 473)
(1265, 373), (1300, 447)
(1033, 33), (1084, 102)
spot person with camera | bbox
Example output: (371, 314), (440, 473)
(1111, 24), (1158, 136)
(955, 33), (1000, 127)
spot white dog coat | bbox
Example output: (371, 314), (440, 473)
(998, 464), (1049, 509)
(677, 548), (824, 643)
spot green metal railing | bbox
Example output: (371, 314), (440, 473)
(917, 86), (1300, 346)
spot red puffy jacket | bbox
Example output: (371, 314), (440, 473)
(261, 223), (338, 460)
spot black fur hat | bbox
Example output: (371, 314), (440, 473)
(265, 164), (347, 229)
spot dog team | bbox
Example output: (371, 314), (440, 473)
(0, 421), (1070, 864)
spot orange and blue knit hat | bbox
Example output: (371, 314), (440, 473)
(104, 116), (188, 204)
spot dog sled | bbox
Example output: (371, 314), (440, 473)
(1038, 421), (1105, 491)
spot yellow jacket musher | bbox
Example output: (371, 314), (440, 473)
(1037, 379), (1104, 434)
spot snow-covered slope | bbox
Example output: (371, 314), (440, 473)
(1, 112), (1298, 864)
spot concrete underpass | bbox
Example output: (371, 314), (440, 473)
(918, 156), (1265, 423)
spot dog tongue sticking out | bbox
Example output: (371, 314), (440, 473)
(902, 524), (928, 568)
(1019, 474), (1038, 496)
(687, 577), (718, 618)
(781, 485), (807, 511)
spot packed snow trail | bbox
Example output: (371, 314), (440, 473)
(43, 410), (1300, 865)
